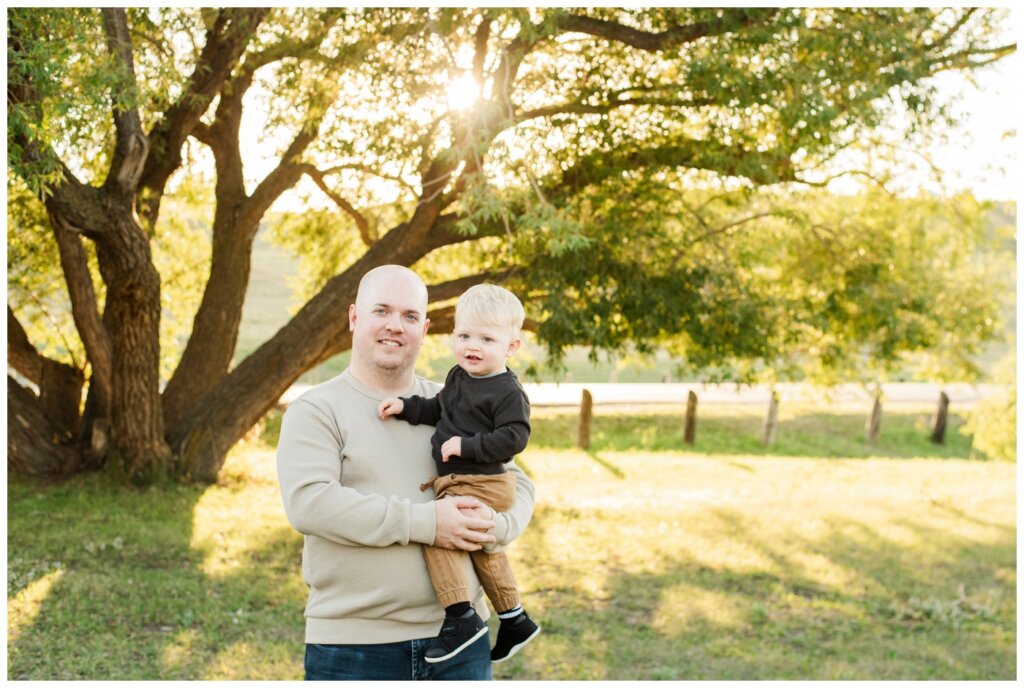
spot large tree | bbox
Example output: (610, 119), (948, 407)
(7, 8), (1014, 482)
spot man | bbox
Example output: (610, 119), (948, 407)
(277, 265), (536, 680)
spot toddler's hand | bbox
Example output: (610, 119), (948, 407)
(378, 398), (404, 420)
(441, 436), (462, 462)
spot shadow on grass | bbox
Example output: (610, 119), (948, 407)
(495, 503), (1015, 681)
(7, 473), (306, 680)
(584, 450), (627, 479)
(528, 410), (975, 460)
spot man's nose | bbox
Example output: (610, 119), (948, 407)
(385, 313), (405, 331)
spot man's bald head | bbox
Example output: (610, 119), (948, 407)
(355, 265), (429, 313)
(347, 265), (431, 393)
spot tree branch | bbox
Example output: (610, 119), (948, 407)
(926, 43), (1017, 73)
(49, 215), (114, 418)
(425, 304), (456, 335)
(8, 306), (44, 383)
(190, 121), (215, 147)
(319, 163), (420, 195)
(690, 212), (779, 245)
(301, 165), (374, 246)
(517, 96), (714, 123)
(242, 10), (345, 73)
(7, 307), (85, 439)
(551, 139), (796, 201)
(554, 9), (780, 52)
(100, 9), (150, 196)
(426, 268), (519, 304)
(241, 126), (321, 236)
(8, 376), (80, 476)
(492, 34), (536, 106)
(796, 169), (897, 197)
(137, 8), (270, 228)
(472, 14), (492, 84)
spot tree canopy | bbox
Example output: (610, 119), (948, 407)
(6, 7), (1015, 482)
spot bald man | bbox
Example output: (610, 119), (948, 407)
(277, 265), (535, 680)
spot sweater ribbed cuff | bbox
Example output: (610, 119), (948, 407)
(409, 501), (437, 545)
(491, 509), (511, 545)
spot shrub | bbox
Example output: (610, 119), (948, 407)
(962, 349), (1016, 461)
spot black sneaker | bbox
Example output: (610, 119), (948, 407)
(423, 608), (489, 664)
(490, 611), (541, 663)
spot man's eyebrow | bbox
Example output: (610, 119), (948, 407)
(372, 302), (422, 316)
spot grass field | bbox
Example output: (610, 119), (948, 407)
(7, 406), (1016, 680)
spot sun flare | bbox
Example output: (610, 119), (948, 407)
(446, 73), (480, 111)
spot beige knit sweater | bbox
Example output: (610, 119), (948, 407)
(276, 369), (536, 644)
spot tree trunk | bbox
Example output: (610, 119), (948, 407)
(168, 227), (428, 481)
(8, 306), (85, 440)
(94, 212), (172, 481)
(161, 228), (255, 430)
(8, 377), (80, 476)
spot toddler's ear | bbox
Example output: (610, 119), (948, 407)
(507, 338), (522, 356)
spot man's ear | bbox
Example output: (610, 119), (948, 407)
(507, 338), (521, 356)
(423, 317), (431, 336)
(348, 304), (357, 331)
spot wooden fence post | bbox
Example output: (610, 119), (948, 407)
(578, 388), (593, 450)
(683, 390), (698, 445)
(866, 391), (882, 443)
(761, 390), (779, 446)
(930, 391), (949, 444)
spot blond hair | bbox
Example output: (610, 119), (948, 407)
(455, 284), (525, 337)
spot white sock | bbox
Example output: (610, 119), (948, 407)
(498, 605), (523, 621)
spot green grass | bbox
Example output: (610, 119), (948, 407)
(7, 445), (306, 680)
(8, 407), (1016, 680)
(527, 402), (976, 459)
(497, 451), (1014, 680)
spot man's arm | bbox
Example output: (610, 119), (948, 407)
(483, 459), (535, 550)
(277, 398), (495, 549)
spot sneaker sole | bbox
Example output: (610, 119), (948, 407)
(423, 625), (489, 664)
(491, 625), (541, 664)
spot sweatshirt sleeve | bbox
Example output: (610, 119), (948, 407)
(276, 398), (437, 547)
(461, 387), (531, 463)
(396, 393), (442, 427)
(485, 458), (535, 550)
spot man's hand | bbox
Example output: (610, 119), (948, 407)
(440, 436), (462, 462)
(434, 495), (496, 551)
(378, 398), (404, 420)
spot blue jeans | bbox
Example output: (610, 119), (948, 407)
(304, 632), (492, 681)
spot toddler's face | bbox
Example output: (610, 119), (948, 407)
(453, 318), (520, 376)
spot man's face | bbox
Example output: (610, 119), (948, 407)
(348, 270), (430, 376)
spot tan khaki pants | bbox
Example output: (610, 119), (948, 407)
(421, 472), (522, 612)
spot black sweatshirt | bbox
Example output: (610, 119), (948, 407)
(398, 365), (531, 477)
